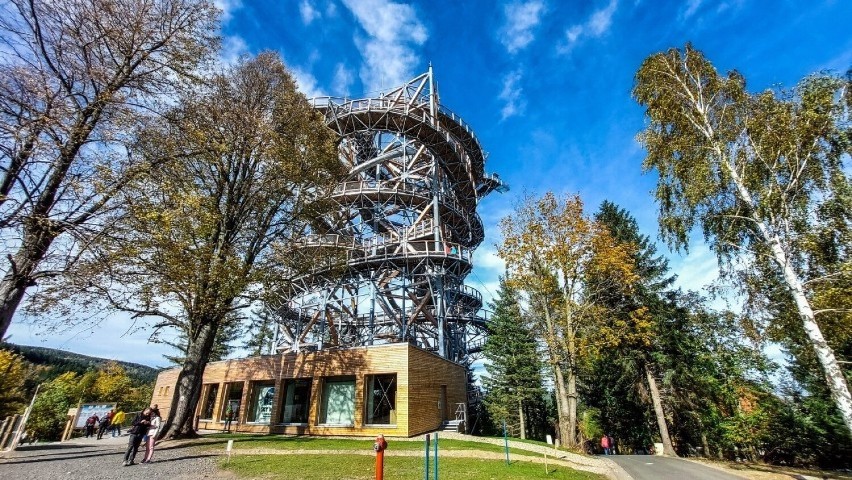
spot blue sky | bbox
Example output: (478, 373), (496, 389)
(8, 0), (852, 367)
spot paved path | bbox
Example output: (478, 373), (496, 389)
(0, 435), (229, 480)
(437, 432), (631, 479)
(609, 455), (747, 480)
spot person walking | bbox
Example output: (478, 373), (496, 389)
(96, 413), (112, 440)
(223, 405), (234, 433)
(601, 434), (611, 455)
(141, 407), (162, 463)
(123, 408), (151, 466)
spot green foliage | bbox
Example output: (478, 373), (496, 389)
(482, 278), (548, 440)
(633, 43), (852, 435)
(243, 307), (279, 357)
(156, 315), (243, 365)
(26, 362), (152, 441)
(0, 349), (29, 417)
(29, 372), (78, 440)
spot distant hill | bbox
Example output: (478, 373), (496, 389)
(0, 343), (160, 384)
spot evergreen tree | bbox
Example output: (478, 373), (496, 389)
(482, 278), (546, 439)
(590, 201), (678, 455)
(243, 307), (280, 357)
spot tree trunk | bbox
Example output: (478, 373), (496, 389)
(722, 154), (852, 435)
(701, 432), (710, 458)
(769, 238), (852, 435)
(563, 300), (578, 448)
(553, 362), (572, 446)
(518, 400), (526, 440)
(542, 303), (572, 446)
(159, 320), (220, 439)
(566, 363), (578, 447)
(645, 363), (676, 456)
(0, 223), (58, 340)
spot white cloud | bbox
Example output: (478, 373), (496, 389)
(588, 0), (617, 35)
(671, 245), (719, 293)
(340, 0), (428, 93)
(557, 0), (618, 55)
(290, 66), (326, 98)
(500, 0), (546, 54)
(214, 0), (243, 23)
(326, 1), (338, 17)
(220, 35), (249, 66)
(682, 0), (702, 19)
(299, 0), (320, 25)
(332, 63), (355, 95)
(499, 70), (526, 120)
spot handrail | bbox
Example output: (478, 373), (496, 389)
(299, 235), (474, 264)
(448, 284), (483, 304)
(331, 181), (484, 245)
(332, 181), (467, 216)
(454, 403), (466, 425)
(311, 96), (485, 168)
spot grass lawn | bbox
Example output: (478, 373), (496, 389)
(206, 434), (535, 456)
(221, 454), (604, 479)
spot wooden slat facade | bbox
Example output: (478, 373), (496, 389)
(150, 343), (466, 437)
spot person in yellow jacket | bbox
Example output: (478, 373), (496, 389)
(111, 410), (126, 437)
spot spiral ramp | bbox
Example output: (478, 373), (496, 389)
(275, 68), (505, 364)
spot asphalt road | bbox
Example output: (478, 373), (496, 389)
(608, 455), (745, 480)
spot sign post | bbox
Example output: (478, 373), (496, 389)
(545, 434), (554, 474)
(226, 439), (234, 465)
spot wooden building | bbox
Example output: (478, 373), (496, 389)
(150, 343), (467, 437)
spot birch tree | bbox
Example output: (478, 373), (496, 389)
(0, 0), (218, 340)
(633, 44), (852, 434)
(498, 192), (638, 447)
(36, 53), (342, 438)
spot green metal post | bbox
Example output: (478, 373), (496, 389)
(424, 434), (430, 480)
(503, 420), (510, 465)
(434, 431), (439, 480)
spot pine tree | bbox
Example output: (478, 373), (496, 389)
(482, 278), (545, 440)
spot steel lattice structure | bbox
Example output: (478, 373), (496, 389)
(276, 68), (505, 363)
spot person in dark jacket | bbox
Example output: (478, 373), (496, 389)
(84, 414), (99, 438)
(97, 410), (114, 440)
(123, 408), (151, 466)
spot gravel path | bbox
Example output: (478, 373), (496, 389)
(0, 435), (232, 480)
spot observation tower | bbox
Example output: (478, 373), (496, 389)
(277, 67), (505, 364)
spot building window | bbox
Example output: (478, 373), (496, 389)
(280, 379), (312, 424)
(249, 381), (275, 423)
(320, 376), (355, 425)
(366, 374), (397, 425)
(222, 382), (244, 422)
(201, 384), (219, 420)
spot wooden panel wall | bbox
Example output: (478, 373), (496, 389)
(151, 343), (465, 437)
(406, 347), (467, 437)
(150, 369), (180, 420)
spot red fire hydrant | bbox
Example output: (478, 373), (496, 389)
(374, 434), (388, 480)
